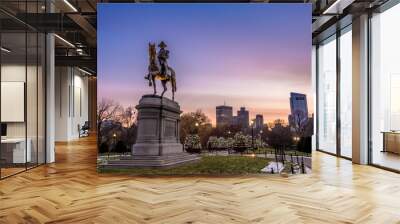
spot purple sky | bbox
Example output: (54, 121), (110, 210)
(98, 4), (312, 125)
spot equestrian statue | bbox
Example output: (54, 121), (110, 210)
(145, 41), (177, 100)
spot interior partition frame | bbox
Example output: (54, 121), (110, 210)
(315, 23), (353, 161)
(0, 2), (48, 180)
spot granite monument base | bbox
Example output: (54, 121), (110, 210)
(104, 95), (199, 168)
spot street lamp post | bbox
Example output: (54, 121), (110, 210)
(193, 122), (199, 134)
(251, 121), (254, 149)
(109, 133), (117, 159)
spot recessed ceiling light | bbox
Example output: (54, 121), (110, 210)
(323, 0), (355, 15)
(1, 47), (11, 53)
(54, 34), (75, 48)
(78, 67), (93, 76)
(63, 0), (78, 12)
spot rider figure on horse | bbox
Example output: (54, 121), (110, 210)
(157, 41), (169, 79)
(145, 41), (177, 100)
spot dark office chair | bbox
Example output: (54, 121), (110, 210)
(79, 121), (90, 138)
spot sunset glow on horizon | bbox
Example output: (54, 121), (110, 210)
(98, 4), (312, 126)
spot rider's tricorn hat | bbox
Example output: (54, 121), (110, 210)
(158, 41), (167, 48)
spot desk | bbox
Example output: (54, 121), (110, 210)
(382, 131), (400, 154)
(1, 138), (31, 163)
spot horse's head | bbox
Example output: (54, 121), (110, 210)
(148, 43), (157, 60)
(148, 42), (159, 72)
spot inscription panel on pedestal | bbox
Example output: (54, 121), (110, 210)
(139, 118), (158, 138)
(164, 120), (177, 138)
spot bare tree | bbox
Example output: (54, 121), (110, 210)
(97, 98), (123, 146)
(266, 120), (293, 151)
(180, 110), (212, 147)
(273, 119), (286, 128)
(97, 99), (122, 125)
(292, 109), (307, 137)
(119, 106), (137, 128)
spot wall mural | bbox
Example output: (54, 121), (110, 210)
(97, 3), (312, 175)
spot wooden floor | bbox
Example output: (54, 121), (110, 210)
(372, 151), (400, 171)
(1, 136), (400, 224)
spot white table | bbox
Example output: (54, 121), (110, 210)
(1, 138), (31, 163)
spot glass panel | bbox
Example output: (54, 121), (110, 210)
(339, 28), (352, 158)
(317, 35), (337, 154)
(1, 31), (27, 177)
(371, 4), (400, 171)
(38, 32), (45, 165)
(27, 31), (38, 169)
(0, 1), (46, 179)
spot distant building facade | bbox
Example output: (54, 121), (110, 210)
(237, 107), (249, 129)
(255, 114), (264, 131)
(288, 92), (309, 133)
(232, 116), (239, 126)
(216, 105), (233, 128)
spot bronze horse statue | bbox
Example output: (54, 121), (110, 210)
(145, 43), (177, 100)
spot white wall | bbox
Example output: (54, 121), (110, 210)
(1, 63), (46, 164)
(55, 67), (89, 141)
(1, 65), (26, 138)
(1, 65), (40, 138)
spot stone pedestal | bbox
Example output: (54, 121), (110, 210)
(104, 95), (199, 168)
(132, 95), (183, 156)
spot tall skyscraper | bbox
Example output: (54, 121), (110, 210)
(288, 92), (309, 129)
(255, 114), (264, 131)
(237, 107), (249, 129)
(216, 105), (233, 127)
(232, 116), (239, 126)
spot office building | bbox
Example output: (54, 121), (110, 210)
(216, 105), (233, 128)
(288, 92), (309, 131)
(255, 114), (264, 131)
(237, 107), (249, 129)
(232, 116), (239, 126)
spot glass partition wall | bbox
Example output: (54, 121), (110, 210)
(317, 35), (337, 155)
(370, 3), (400, 171)
(316, 25), (352, 159)
(0, 3), (46, 179)
(339, 27), (352, 159)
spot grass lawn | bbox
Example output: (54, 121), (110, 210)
(98, 155), (271, 176)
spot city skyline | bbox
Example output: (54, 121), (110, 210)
(215, 94), (311, 128)
(98, 4), (312, 125)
